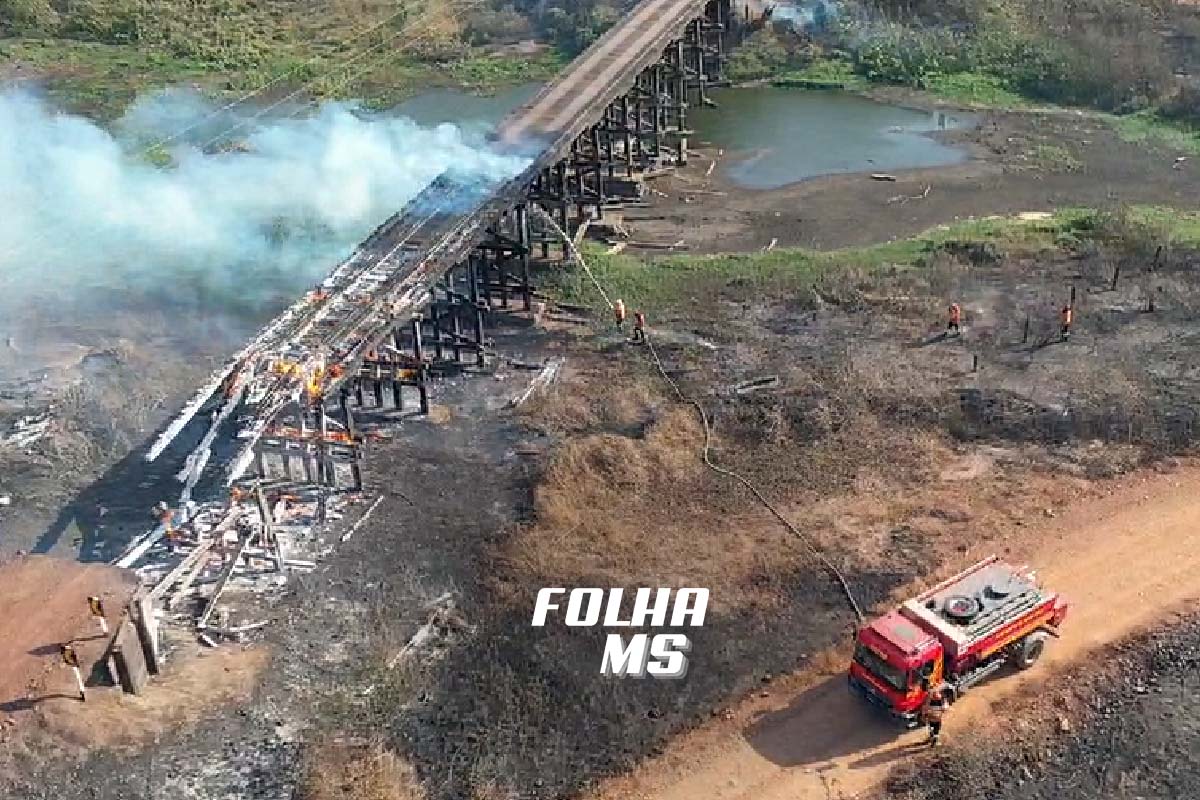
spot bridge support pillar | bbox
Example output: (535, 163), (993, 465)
(516, 204), (533, 311)
(412, 317), (430, 415)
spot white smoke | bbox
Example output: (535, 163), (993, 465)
(770, 0), (841, 32)
(0, 88), (529, 332)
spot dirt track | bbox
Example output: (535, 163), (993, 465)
(594, 462), (1200, 800)
(0, 556), (136, 725)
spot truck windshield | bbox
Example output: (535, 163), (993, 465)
(854, 644), (908, 692)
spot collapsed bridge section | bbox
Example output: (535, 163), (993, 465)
(143, 0), (738, 500)
(115, 1), (748, 650)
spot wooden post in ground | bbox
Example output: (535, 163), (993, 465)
(60, 644), (85, 702)
(88, 596), (108, 635)
(133, 593), (161, 674)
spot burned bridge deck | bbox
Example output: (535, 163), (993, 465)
(145, 0), (728, 493)
(108, 0), (744, 675)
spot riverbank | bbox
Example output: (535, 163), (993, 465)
(0, 36), (562, 121)
(617, 100), (1200, 255)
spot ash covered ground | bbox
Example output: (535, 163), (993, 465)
(3, 83), (1200, 800)
(883, 613), (1200, 800)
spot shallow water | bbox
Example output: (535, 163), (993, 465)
(691, 88), (975, 189)
(391, 84), (541, 129)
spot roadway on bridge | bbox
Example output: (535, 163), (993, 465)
(498, 0), (707, 144)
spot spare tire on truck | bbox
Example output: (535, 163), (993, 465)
(1016, 631), (1049, 669)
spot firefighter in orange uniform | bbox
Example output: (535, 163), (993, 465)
(1060, 304), (1073, 340)
(921, 687), (948, 746)
(632, 311), (646, 344)
(613, 299), (627, 330)
(947, 303), (962, 335)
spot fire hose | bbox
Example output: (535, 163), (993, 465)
(533, 205), (867, 627)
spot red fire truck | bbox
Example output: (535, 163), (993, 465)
(848, 556), (1069, 725)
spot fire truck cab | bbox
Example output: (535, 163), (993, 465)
(849, 556), (1069, 726)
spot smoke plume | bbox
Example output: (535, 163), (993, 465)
(0, 88), (529, 344)
(770, 0), (842, 32)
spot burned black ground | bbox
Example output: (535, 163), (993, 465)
(882, 611), (1200, 800)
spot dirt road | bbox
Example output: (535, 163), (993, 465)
(595, 463), (1200, 800)
(0, 556), (137, 725)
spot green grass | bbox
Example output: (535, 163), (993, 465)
(1, 37), (559, 119)
(750, 52), (1042, 110)
(1030, 143), (1084, 172)
(772, 57), (866, 90)
(548, 207), (1200, 313)
(1116, 205), (1200, 243)
(446, 49), (566, 91)
(1107, 110), (1200, 156)
(922, 72), (1032, 109)
(756, 52), (1199, 167)
(2, 38), (213, 118)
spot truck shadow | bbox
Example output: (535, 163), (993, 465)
(744, 675), (913, 769)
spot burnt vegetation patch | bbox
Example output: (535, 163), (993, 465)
(882, 612), (1200, 800)
(362, 209), (1200, 799)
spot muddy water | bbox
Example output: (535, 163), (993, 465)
(691, 88), (975, 189)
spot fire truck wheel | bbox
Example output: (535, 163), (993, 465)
(1016, 631), (1049, 669)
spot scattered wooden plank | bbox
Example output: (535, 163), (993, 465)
(544, 312), (591, 325)
(147, 539), (217, 603)
(627, 240), (688, 251)
(735, 376), (780, 395)
(253, 484), (284, 570)
(341, 496), (384, 543)
(205, 621), (269, 638)
(166, 548), (214, 612)
(197, 528), (255, 630)
(387, 593), (458, 670)
(572, 219), (591, 247)
(510, 358), (565, 409)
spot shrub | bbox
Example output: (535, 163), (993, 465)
(1160, 85), (1200, 126)
(852, 24), (964, 87)
(464, 5), (532, 46)
(0, 0), (60, 34)
(57, 0), (143, 44)
(726, 28), (792, 81)
(535, 0), (621, 55)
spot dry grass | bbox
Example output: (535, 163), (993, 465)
(507, 407), (765, 591)
(302, 740), (428, 800)
(507, 391), (838, 613)
(519, 363), (660, 435)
